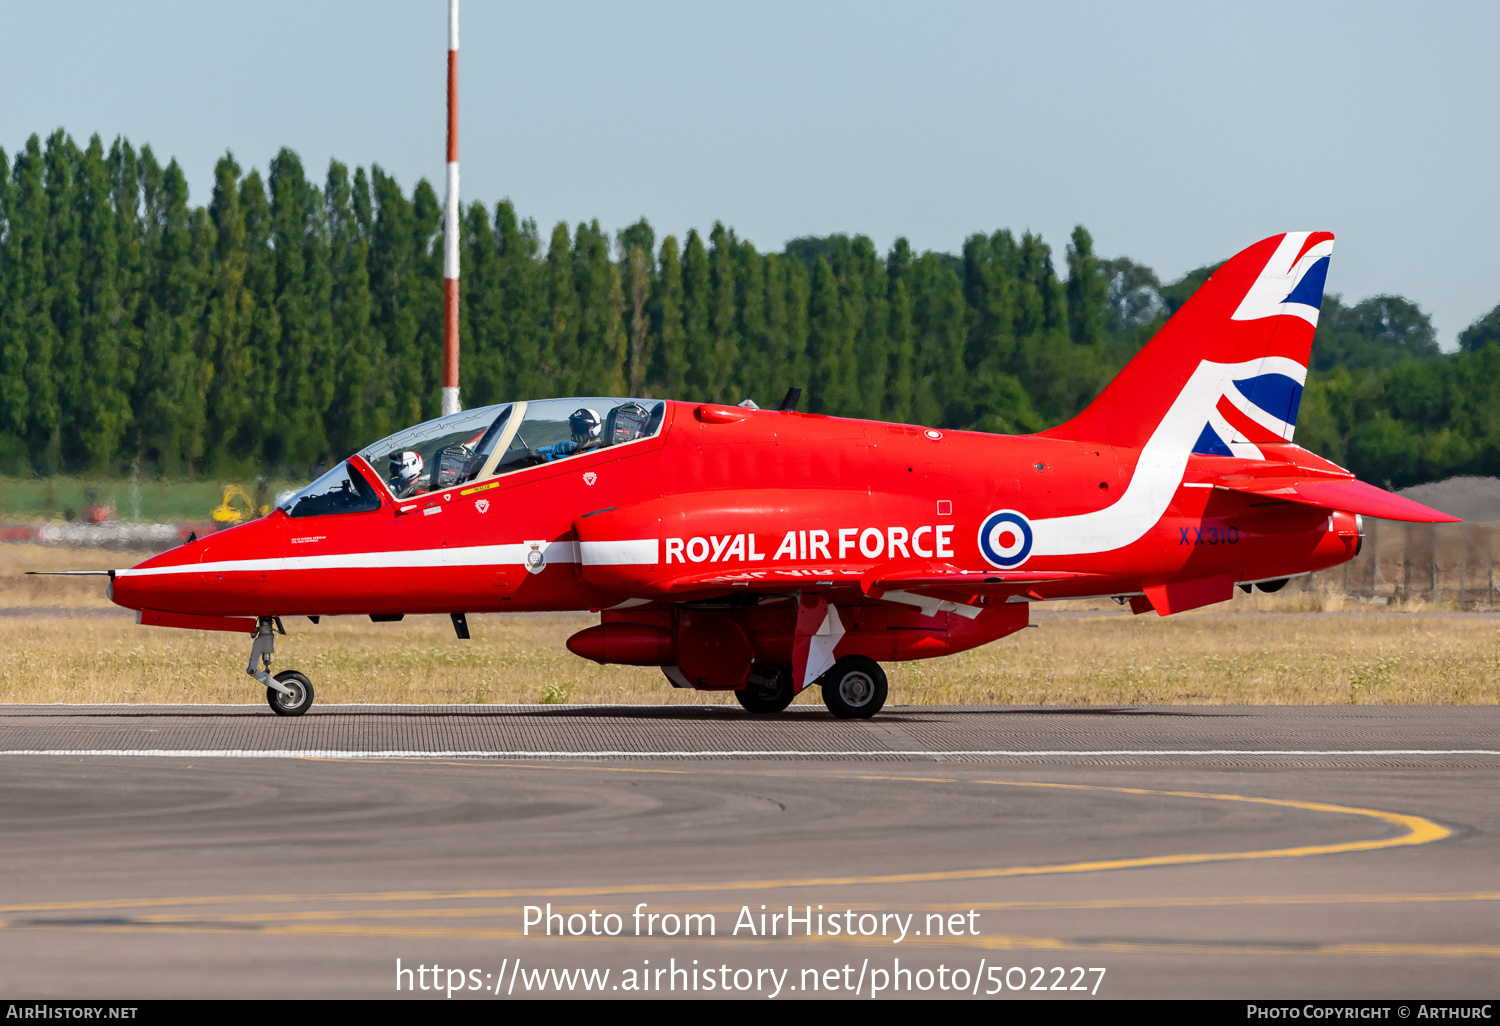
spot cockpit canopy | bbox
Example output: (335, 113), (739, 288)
(278, 397), (666, 517)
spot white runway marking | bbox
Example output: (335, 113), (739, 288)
(2, 749), (1498, 760)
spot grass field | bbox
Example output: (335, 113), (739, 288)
(0, 475), (302, 523)
(4, 543), (1499, 707)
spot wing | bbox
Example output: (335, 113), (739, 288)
(620, 565), (1103, 615)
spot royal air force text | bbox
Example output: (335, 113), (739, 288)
(664, 527), (956, 565)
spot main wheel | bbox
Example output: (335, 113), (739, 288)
(267, 670), (314, 717)
(818, 656), (888, 719)
(735, 664), (794, 714)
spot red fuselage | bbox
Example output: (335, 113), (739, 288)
(111, 400), (1357, 628)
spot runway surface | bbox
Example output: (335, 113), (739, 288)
(1, 704), (1497, 999)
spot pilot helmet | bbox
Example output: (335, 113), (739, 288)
(390, 450), (424, 485)
(569, 408), (602, 442)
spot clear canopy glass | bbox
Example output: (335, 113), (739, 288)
(353, 397), (666, 502)
(356, 402), (512, 499)
(278, 461), (383, 518)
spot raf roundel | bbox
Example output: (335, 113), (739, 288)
(978, 509), (1034, 568)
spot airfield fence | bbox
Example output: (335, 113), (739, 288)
(1310, 520), (1500, 609)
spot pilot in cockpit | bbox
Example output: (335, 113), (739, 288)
(388, 450), (426, 498)
(537, 408), (602, 462)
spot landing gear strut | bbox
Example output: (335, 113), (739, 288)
(818, 656), (888, 719)
(248, 617), (315, 717)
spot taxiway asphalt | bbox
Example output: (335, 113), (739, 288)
(0, 704), (1496, 999)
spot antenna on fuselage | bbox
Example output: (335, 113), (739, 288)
(440, 0), (462, 416)
(778, 387), (802, 412)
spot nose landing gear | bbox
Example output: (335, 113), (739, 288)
(248, 617), (315, 717)
(268, 670), (314, 717)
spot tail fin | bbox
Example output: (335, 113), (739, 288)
(1042, 231), (1334, 455)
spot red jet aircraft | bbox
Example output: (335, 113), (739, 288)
(88, 231), (1456, 718)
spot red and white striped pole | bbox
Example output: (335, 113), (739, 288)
(441, 0), (461, 416)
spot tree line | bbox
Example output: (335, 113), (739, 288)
(2, 129), (1498, 489)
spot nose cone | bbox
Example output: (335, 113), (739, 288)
(109, 539), (198, 613)
(110, 515), (283, 616)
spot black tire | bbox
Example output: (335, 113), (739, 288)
(818, 656), (887, 719)
(1256, 578), (1289, 593)
(267, 670), (314, 717)
(735, 665), (794, 714)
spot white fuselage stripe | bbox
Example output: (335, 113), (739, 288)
(1029, 356), (1304, 557)
(580, 539), (658, 566)
(114, 539), (657, 578)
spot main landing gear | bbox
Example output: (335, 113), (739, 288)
(817, 656), (888, 719)
(735, 665), (795, 714)
(248, 617), (315, 717)
(732, 657), (890, 719)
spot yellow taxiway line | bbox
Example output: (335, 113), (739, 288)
(0, 777), (1450, 917)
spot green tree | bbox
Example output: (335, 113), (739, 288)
(884, 238), (916, 424)
(780, 254), (811, 405)
(71, 135), (129, 469)
(1458, 304), (1500, 354)
(1065, 225), (1105, 348)
(43, 130), (82, 472)
(572, 219), (626, 395)
(494, 200), (544, 401)
(1312, 294), (1439, 372)
(368, 166), (425, 431)
(326, 160), (377, 455)
(137, 153), (210, 474)
(269, 148), (330, 466)
(0, 137), (55, 470)
(107, 137), (144, 466)
(805, 256), (855, 414)
(462, 199), (502, 409)
(408, 177), (444, 420)
(203, 153), (256, 471)
(240, 168), (282, 463)
(908, 252), (967, 428)
(616, 219), (656, 396)
(653, 235), (686, 395)
(706, 222), (740, 403)
(847, 235), (888, 419)
(543, 221), (578, 396)
(0, 143), (19, 470)
(680, 229), (712, 398)
(732, 237), (768, 405)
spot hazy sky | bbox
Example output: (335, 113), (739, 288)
(4, 1), (1496, 347)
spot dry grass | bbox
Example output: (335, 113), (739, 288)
(3, 543), (1498, 706)
(0, 543), (153, 609)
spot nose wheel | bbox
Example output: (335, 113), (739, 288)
(267, 671), (314, 717)
(247, 617), (316, 717)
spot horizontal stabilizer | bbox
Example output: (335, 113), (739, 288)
(1215, 477), (1459, 523)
